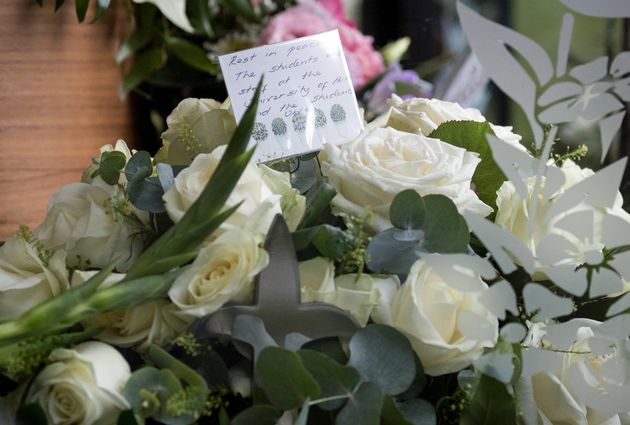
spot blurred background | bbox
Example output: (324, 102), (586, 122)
(0, 0), (628, 238)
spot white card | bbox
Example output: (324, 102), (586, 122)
(219, 30), (364, 163)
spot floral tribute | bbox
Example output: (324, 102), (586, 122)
(2, 75), (630, 425)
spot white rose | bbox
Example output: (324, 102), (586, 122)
(386, 95), (526, 151)
(321, 127), (492, 233)
(258, 164), (306, 232)
(156, 98), (236, 165)
(26, 341), (130, 425)
(495, 159), (630, 278)
(169, 228), (269, 318)
(0, 232), (69, 320)
(518, 320), (628, 425)
(71, 271), (188, 351)
(34, 181), (147, 272)
(298, 257), (394, 326)
(163, 145), (282, 237)
(375, 257), (498, 376)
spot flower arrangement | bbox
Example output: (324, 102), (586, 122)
(2, 76), (630, 425)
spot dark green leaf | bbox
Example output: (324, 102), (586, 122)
(299, 179), (337, 229)
(54, 0), (65, 12)
(219, 407), (230, 425)
(382, 396), (412, 425)
(298, 349), (360, 411)
(336, 382), (383, 425)
(122, 48), (163, 96)
(366, 228), (425, 275)
(293, 225), (356, 259)
(193, 350), (230, 388)
(421, 194), (469, 253)
(398, 399), (435, 425)
(75, 0), (89, 22)
(126, 78), (262, 279)
(221, 0), (259, 22)
(128, 176), (166, 213)
(116, 5), (157, 63)
(100, 151), (127, 185)
(187, 0), (214, 37)
(123, 367), (182, 418)
(117, 410), (138, 425)
(17, 403), (47, 425)
(396, 356), (427, 401)
(231, 405), (283, 425)
(256, 347), (320, 410)
(460, 375), (516, 425)
(390, 190), (425, 230)
(348, 325), (416, 395)
(429, 121), (504, 212)
(166, 37), (218, 74)
(126, 151), (153, 177)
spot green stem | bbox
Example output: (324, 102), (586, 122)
(308, 394), (350, 406)
(148, 345), (207, 389)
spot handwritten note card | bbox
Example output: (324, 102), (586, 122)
(219, 30), (363, 163)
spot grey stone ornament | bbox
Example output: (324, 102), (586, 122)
(191, 215), (360, 344)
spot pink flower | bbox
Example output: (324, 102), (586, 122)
(260, 1), (384, 90)
(318, 0), (355, 27)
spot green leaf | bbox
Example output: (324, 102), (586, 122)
(298, 349), (360, 411)
(127, 176), (166, 213)
(299, 179), (337, 229)
(166, 37), (218, 74)
(187, 0), (214, 37)
(54, 0), (65, 12)
(17, 403), (47, 425)
(117, 410), (139, 425)
(293, 225), (357, 259)
(231, 405), (283, 425)
(428, 121), (504, 212)
(336, 382), (384, 425)
(126, 78), (263, 279)
(256, 347), (320, 410)
(390, 190), (425, 230)
(421, 194), (469, 253)
(126, 151), (153, 177)
(348, 325), (416, 396)
(75, 0), (89, 22)
(123, 367), (182, 419)
(122, 48), (163, 96)
(382, 398), (435, 425)
(460, 375), (516, 425)
(116, 5), (157, 63)
(366, 228), (425, 275)
(221, 0), (259, 22)
(100, 151), (127, 185)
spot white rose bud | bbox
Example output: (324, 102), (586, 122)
(34, 181), (147, 272)
(169, 228), (269, 318)
(0, 232), (69, 320)
(27, 341), (131, 425)
(258, 164), (306, 232)
(378, 257), (498, 376)
(386, 95), (526, 151)
(321, 127), (492, 233)
(163, 145), (282, 238)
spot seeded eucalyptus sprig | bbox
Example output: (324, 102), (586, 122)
(0, 78), (264, 347)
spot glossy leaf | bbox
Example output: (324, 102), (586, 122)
(429, 121), (504, 212)
(298, 349), (360, 410)
(299, 179), (337, 229)
(166, 37), (218, 74)
(348, 325), (416, 395)
(421, 195), (469, 253)
(336, 382), (384, 425)
(122, 48), (163, 96)
(390, 190), (425, 230)
(460, 375), (516, 425)
(256, 347), (320, 410)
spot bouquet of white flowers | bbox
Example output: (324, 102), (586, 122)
(2, 80), (630, 425)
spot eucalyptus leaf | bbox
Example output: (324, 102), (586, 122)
(99, 151), (127, 185)
(366, 227), (426, 275)
(398, 399), (436, 425)
(126, 151), (153, 177)
(336, 382), (384, 425)
(421, 194), (469, 253)
(459, 375), (516, 425)
(156, 163), (175, 192)
(166, 37), (218, 74)
(390, 190), (425, 230)
(256, 347), (320, 410)
(298, 349), (360, 411)
(231, 405), (283, 425)
(302, 337), (348, 365)
(348, 325), (416, 395)
(123, 367), (182, 419)
(127, 175), (165, 213)
(299, 179), (337, 229)
(428, 121), (504, 212)
(122, 48), (163, 96)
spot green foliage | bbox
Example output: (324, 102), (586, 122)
(336, 382), (384, 425)
(231, 405), (283, 425)
(293, 224), (359, 260)
(99, 150), (127, 185)
(116, 4), (158, 64)
(166, 37), (219, 74)
(421, 194), (469, 253)
(429, 121), (505, 212)
(122, 48), (164, 97)
(459, 375), (516, 425)
(299, 179), (337, 229)
(17, 403), (47, 425)
(221, 0), (260, 22)
(390, 190), (425, 230)
(37, 0), (112, 22)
